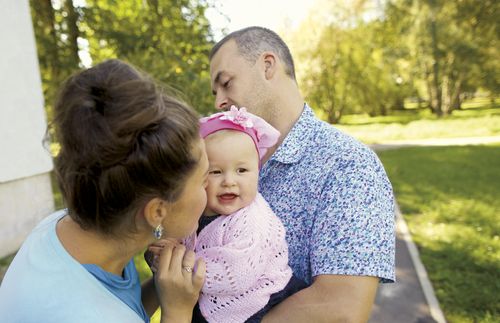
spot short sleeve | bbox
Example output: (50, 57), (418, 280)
(310, 147), (396, 282)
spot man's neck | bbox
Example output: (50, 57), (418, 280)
(270, 79), (304, 139)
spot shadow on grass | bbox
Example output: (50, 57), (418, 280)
(378, 144), (500, 322)
(380, 145), (500, 231)
(421, 242), (500, 322)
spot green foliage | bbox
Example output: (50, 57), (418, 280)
(30, 0), (82, 119)
(378, 145), (500, 322)
(82, 0), (215, 114)
(30, 0), (216, 119)
(290, 0), (498, 122)
(384, 0), (499, 116)
(296, 1), (414, 123)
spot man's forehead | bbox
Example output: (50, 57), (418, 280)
(209, 57), (225, 83)
(210, 41), (239, 69)
(212, 39), (237, 59)
(210, 41), (241, 86)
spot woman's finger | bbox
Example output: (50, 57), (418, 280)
(192, 258), (206, 290)
(181, 250), (196, 277)
(156, 242), (174, 272)
(148, 245), (164, 255)
(149, 254), (160, 273)
(151, 238), (178, 249)
(169, 244), (186, 273)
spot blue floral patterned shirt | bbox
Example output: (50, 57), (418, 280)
(259, 104), (395, 285)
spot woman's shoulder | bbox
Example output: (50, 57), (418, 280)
(0, 248), (143, 323)
(31, 209), (68, 232)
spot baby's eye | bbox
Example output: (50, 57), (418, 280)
(209, 170), (221, 175)
(237, 168), (247, 174)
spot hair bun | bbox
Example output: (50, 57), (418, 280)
(52, 59), (200, 236)
(90, 86), (108, 115)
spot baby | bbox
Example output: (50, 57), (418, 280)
(191, 106), (306, 323)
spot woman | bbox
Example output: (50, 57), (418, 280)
(0, 59), (208, 323)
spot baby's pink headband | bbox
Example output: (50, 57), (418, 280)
(199, 106), (280, 162)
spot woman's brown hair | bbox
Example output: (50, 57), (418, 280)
(50, 59), (199, 236)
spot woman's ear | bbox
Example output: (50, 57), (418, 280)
(143, 197), (167, 228)
(262, 52), (277, 80)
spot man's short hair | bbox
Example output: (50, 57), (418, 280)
(210, 26), (296, 81)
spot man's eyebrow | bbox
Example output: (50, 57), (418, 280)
(211, 71), (223, 96)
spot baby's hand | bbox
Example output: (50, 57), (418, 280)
(154, 243), (206, 321)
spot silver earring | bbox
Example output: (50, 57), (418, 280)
(153, 224), (163, 240)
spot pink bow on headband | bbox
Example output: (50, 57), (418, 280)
(199, 106), (280, 162)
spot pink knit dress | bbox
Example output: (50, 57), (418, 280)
(195, 193), (293, 323)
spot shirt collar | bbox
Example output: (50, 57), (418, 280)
(271, 103), (317, 164)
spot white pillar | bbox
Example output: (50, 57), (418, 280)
(0, 0), (55, 257)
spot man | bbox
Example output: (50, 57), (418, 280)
(209, 26), (395, 322)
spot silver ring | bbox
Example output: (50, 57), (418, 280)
(182, 266), (193, 273)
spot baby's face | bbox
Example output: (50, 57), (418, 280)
(204, 131), (259, 215)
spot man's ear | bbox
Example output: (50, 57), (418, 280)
(262, 52), (277, 80)
(142, 197), (167, 228)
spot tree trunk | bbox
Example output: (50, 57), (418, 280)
(380, 104), (387, 116)
(424, 68), (437, 114)
(64, 0), (80, 69)
(450, 78), (463, 112)
(441, 75), (451, 115)
(430, 14), (442, 116)
(38, 0), (60, 81)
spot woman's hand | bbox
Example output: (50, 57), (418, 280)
(145, 239), (177, 273)
(153, 241), (206, 322)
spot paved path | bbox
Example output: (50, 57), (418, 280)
(368, 136), (500, 322)
(370, 210), (443, 323)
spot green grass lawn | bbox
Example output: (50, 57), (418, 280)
(378, 144), (500, 323)
(335, 98), (500, 143)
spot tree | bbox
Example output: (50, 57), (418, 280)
(30, 0), (216, 118)
(82, 0), (215, 114)
(385, 0), (499, 116)
(289, 0), (498, 122)
(30, 0), (81, 118)
(292, 0), (413, 123)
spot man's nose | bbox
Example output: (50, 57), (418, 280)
(215, 93), (228, 110)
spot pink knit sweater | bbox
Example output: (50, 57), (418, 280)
(195, 193), (293, 323)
